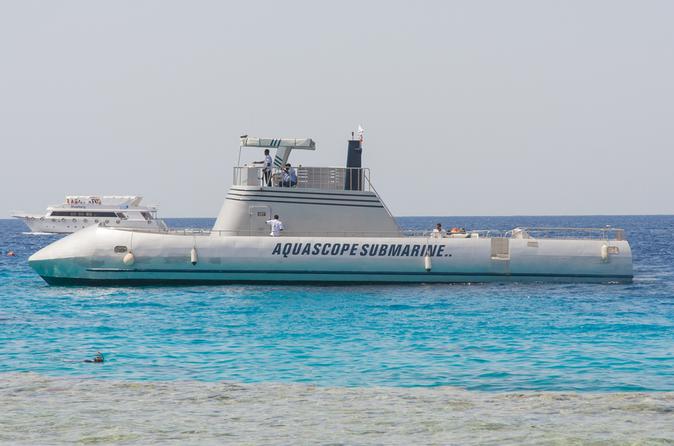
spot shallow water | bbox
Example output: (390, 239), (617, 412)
(1, 216), (673, 443)
(1, 372), (672, 445)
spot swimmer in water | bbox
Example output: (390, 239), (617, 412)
(7, 250), (16, 257)
(84, 352), (104, 363)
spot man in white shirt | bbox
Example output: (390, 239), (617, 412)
(432, 223), (444, 238)
(254, 149), (273, 186)
(266, 214), (284, 237)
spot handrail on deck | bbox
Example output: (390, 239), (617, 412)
(233, 165), (371, 192)
(112, 225), (626, 240)
(508, 227), (626, 241)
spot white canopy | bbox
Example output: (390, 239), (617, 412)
(240, 137), (316, 150)
(64, 196), (142, 207)
(239, 136), (316, 168)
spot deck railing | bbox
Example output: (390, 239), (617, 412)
(440, 227), (626, 241)
(233, 166), (371, 192)
(506, 226), (626, 241)
(112, 225), (626, 240)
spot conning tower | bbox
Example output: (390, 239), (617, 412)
(212, 135), (400, 237)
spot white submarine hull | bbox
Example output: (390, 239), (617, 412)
(28, 225), (633, 285)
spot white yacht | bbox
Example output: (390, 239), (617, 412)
(13, 196), (167, 234)
(28, 135), (633, 285)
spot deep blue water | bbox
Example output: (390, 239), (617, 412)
(0, 216), (672, 391)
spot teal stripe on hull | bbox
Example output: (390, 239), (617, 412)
(35, 269), (633, 286)
(84, 267), (632, 280)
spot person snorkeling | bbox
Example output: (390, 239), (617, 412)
(84, 351), (104, 363)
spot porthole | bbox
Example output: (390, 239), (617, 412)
(94, 219), (99, 223)
(72, 218), (77, 223)
(114, 246), (128, 253)
(115, 219), (121, 224)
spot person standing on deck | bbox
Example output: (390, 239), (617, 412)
(266, 215), (284, 237)
(253, 149), (273, 186)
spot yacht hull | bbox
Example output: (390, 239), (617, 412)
(29, 226), (633, 285)
(13, 216), (166, 234)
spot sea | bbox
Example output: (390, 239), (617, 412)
(0, 215), (672, 445)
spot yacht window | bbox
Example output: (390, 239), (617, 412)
(141, 212), (153, 221)
(116, 212), (128, 220)
(51, 211), (118, 217)
(114, 246), (128, 253)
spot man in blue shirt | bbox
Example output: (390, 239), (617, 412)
(281, 163), (297, 187)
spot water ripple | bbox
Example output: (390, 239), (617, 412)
(0, 216), (673, 391)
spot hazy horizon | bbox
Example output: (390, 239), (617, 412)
(2, 1), (673, 217)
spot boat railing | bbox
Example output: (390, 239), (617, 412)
(233, 166), (371, 192)
(504, 226), (626, 241)
(111, 226), (626, 240)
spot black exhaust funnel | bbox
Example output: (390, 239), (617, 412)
(345, 137), (363, 191)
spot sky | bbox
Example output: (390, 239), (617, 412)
(1, 0), (673, 217)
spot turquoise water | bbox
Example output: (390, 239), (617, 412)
(1, 216), (673, 391)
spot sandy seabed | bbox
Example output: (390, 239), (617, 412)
(1, 373), (672, 445)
